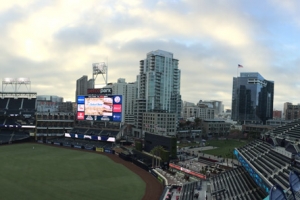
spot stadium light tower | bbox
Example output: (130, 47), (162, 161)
(92, 62), (107, 88)
(2, 78), (31, 93)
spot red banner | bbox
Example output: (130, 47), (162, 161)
(169, 163), (206, 179)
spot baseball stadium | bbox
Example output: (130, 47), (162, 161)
(2, 78), (300, 200)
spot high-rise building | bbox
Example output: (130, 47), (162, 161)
(231, 72), (274, 124)
(106, 78), (137, 124)
(75, 76), (94, 102)
(133, 50), (181, 137)
(75, 76), (88, 102)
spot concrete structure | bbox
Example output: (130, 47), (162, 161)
(201, 119), (230, 137)
(198, 100), (224, 116)
(142, 112), (177, 136)
(266, 119), (291, 127)
(37, 95), (63, 102)
(107, 78), (137, 124)
(242, 124), (273, 136)
(36, 95), (73, 113)
(283, 102), (291, 119)
(75, 75), (88, 101)
(133, 50), (181, 137)
(231, 72), (274, 124)
(182, 102), (215, 120)
(284, 102), (300, 120)
(75, 75), (94, 102)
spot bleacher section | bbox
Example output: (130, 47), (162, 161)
(210, 166), (267, 200)
(272, 119), (300, 141)
(0, 130), (30, 144)
(159, 180), (204, 200)
(6, 98), (22, 115)
(235, 139), (300, 198)
(0, 97), (37, 116)
(22, 98), (36, 111)
(0, 98), (8, 115)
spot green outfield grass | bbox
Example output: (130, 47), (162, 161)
(202, 139), (248, 158)
(0, 143), (145, 200)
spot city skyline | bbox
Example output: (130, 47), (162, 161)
(1, 1), (300, 110)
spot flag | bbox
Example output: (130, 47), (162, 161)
(238, 64), (243, 68)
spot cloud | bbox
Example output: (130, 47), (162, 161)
(54, 25), (101, 47)
(0, 0), (300, 111)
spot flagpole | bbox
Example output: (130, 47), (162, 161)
(236, 64), (242, 124)
(236, 66), (238, 124)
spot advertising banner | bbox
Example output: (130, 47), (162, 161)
(157, 176), (164, 183)
(65, 133), (116, 143)
(169, 163), (206, 179)
(96, 147), (104, 152)
(87, 88), (112, 95)
(104, 148), (111, 153)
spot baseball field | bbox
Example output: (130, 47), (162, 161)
(0, 143), (146, 200)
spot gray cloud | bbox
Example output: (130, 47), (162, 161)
(1, 0), (300, 110)
(54, 25), (101, 47)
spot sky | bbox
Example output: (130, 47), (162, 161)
(1, 0), (300, 111)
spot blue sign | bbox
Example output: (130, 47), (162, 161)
(77, 96), (85, 104)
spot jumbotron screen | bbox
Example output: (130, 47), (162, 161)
(77, 95), (122, 122)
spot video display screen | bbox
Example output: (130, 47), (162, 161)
(77, 95), (122, 122)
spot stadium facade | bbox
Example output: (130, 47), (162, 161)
(231, 72), (274, 125)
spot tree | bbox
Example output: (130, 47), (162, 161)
(194, 117), (201, 128)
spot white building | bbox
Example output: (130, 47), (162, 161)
(182, 101), (215, 120)
(133, 50), (181, 137)
(143, 112), (177, 136)
(108, 78), (137, 124)
(197, 100), (224, 115)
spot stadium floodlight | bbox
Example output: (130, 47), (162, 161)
(17, 78), (30, 84)
(2, 77), (31, 93)
(92, 62), (108, 88)
(93, 63), (106, 75)
(3, 78), (15, 84)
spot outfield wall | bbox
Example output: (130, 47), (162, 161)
(151, 169), (168, 185)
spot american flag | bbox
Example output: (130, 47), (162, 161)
(238, 64), (243, 68)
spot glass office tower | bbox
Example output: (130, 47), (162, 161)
(231, 72), (274, 124)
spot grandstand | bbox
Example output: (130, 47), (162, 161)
(35, 112), (74, 137)
(156, 120), (300, 200)
(38, 120), (123, 152)
(0, 92), (35, 144)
